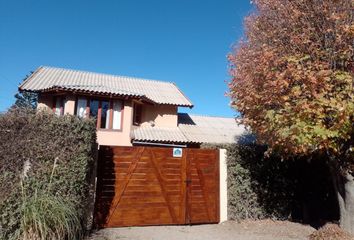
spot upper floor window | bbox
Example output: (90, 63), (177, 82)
(89, 99), (99, 119)
(76, 97), (123, 130)
(53, 96), (64, 116)
(133, 103), (142, 126)
(76, 98), (87, 118)
(100, 100), (110, 129)
(112, 100), (122, 129)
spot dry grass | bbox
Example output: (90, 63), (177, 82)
(309, 223), (354, 240)
(21, 191), (82, 240)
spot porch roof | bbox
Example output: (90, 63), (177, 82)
(131, 113), (254, 145)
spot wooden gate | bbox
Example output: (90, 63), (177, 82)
(94, 146), (219, 227)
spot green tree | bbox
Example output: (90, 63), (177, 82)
(13, 91), (38, 109)
(229, 0), (353, 233)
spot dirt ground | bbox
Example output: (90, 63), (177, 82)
(88, 220), (316, 240)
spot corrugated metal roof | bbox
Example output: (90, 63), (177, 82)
(178, 113), (254, 144)
(131, 113), (254, 144)
(132, 126), (189, 143)
(19, 66), (193, 107)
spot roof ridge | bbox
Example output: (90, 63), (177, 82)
(42, 66), (176, 85)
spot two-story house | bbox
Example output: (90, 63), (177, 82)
(19, 66), (251, 147)
(18, 66), (255, 227)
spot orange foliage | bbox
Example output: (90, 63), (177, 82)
(229, 0), (353, 166)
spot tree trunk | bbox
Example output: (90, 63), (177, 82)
(332, 170), (354, 235)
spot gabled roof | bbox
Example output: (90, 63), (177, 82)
(131, 113), (254, 144)
(19, 66), (193, 107)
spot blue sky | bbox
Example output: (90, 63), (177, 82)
(0, 0), (252, 116)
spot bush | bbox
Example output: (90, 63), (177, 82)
(225, 144), (296, 220)
(0, 108), (97, 240)
(21, 189), (81, 240)
(309, 223), (354, 240)
(202, 143), (338, 223)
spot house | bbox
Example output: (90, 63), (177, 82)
(19, 66), (253, 227)
(19, 66), (252, 147)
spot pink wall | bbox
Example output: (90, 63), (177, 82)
(140, 104), (178, 128)
(37, 94), (52, 111)
(37, 93), (178, 146)
(97, 100), (133, 146)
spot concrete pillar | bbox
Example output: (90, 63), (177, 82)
(219, 148), (228, 223)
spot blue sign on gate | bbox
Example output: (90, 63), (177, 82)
(173, 148), (182, 157)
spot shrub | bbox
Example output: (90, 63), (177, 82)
(21, 190), (81, 240)
(309, 223), (354, 240)
(0, 108), (96, 240)
(227, 144), (301, 220)
(202, 143), (337, 223)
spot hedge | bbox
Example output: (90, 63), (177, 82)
(202, 143), (338, 223)
(0, 108), (97, 239)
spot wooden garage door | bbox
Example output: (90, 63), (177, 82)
(94, 146), (219, 227)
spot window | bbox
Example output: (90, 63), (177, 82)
(133, 103), (142, 126)
(112, 100), (122, 130)
(89, 100), (99, 119)
(76, 98), (87, 118)
(100, 101), (110, 129)
(53, 96), (64, 116)
(75, 97), (123, 130)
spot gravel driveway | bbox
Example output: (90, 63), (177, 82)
(88, 220), (315, 240)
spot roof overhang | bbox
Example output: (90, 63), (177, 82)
(18, 66), (194, 108)
(20, 86), (194, 108)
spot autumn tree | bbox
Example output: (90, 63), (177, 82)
(229, 0), (353, 233)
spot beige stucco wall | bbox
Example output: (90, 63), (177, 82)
(36, 94), (178, 146)
(37, 94), (75, 115)
(37, 93), (133, 146)
(96, 100), (133, 146)
(37, 94), (52, 112)
(140, 104), (178, 128)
